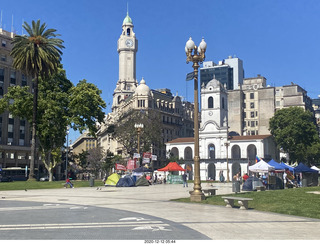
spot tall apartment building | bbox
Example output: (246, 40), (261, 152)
(200, 56), (244, 90)
(0, 28), (37, 170)
(228, 75), (314, 136)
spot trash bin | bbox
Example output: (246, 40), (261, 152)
(232, 181), (240, 193)
(89, 176), (95, 187)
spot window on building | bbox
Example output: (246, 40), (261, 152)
(10, 70), (16, 85)
(251, 112), (255, 118)
(0, 68), (4, 83)
(1, 40), (6, 47)
(22, 74), (27, 86)
(250, 102), (254, 108)
(251, 121), (255, 127)
(222, 97), (225, 109)
(127, 28), (130, 36)
(250, 93), (254, 99)
(208, 97), (213, 108)
(1, 54), (6, 62)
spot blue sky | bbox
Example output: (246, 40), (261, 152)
(2, 0), (320, 143)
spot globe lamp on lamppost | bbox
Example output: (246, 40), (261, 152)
(185, 37), (207, 202)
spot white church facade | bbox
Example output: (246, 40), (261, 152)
(166, 78), (279, 181)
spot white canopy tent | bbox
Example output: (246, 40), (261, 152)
(249, 159), (275, 173)
(311, 166), (320, 173)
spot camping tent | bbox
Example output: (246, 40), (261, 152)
(268, 159), (286, 171)
(158, 162), (186, 172)
(116, 175), (136, 187)
(249, 159), (275, 173)
(135, 176), (150, 186)
(105, 173), (120, 186)
(242, 176), (264, 191)
(294, 163), (319, 187)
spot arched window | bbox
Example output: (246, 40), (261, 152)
(208, 144), (215, 159)
(117, 96), (121, 104)
(208, 97), (213, 108)
(170, 147), (179, 158)
(231, 145), (241, 159)
(247, 144), (257, 161)
(127, 28), (130, 36)
(184, 147), (193, 160)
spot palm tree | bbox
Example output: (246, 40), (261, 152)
(10, 20), (64, 180)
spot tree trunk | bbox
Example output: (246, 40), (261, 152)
(29, 75), (39, 181)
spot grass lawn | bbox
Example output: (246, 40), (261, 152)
(173, 186), (320, 219)
(0, 180), (105, 191)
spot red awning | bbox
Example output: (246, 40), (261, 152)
(158, 162), (186, 172)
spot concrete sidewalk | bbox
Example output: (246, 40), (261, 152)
(1, 182), (320, 240)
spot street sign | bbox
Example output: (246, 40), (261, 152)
(186, 72), (194, 81)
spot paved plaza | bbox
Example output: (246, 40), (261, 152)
(0, 182), (320, 240)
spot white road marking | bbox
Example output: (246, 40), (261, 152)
(0, 221), (169, 231)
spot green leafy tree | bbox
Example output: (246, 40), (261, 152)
(269, 106), (320, 165)
(69, 80), (106, 135)
(0, 68), (106, 181)
(10, 20), (64, 180)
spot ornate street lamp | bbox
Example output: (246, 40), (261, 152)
(134, 123), (144, 155)
(185, 37), (207, 202)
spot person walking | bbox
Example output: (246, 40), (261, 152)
(182, 172), (188, 187)
(65, 177), (74, 188)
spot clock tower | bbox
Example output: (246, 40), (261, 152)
(112, 11), (138, 112)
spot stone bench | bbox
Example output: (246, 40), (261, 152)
(221, 196), (253, 210)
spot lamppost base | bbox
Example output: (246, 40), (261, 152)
(190, 191), (205, 202)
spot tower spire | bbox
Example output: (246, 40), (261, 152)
(127, 2), (129, 15)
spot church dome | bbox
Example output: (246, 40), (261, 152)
(123, 12), (133, 25)
(135, 78), (150, 96)
(206, 78), (224, 90)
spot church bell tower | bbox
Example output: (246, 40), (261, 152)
(112, 10), (138, 112)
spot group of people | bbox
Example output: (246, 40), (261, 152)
(145, 172), (166, 185)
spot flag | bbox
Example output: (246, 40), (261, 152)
(127, 159), (136, 170)
(255, 156), (261, 163)
(143, 158), (150, 164)
(115, 163), (126, 171)
(133, 153), (140, 159)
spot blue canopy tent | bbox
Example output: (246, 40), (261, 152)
(268, 159), (287, 171)
(294, 163), (318, 173)
(280, 162), (294, 172)
(267, 159), (288, 189)
(294, 163), (318, 187)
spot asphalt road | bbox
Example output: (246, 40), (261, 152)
(0, 199), (209, 240)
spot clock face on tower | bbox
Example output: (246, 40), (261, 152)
(125, 39), (133, 47)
